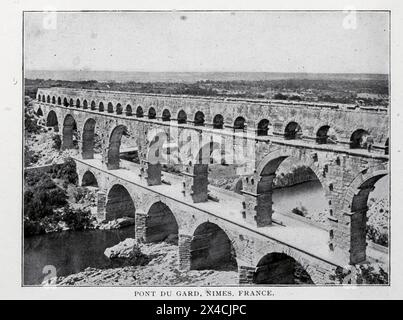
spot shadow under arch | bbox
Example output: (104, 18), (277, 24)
(107, 125), (128, 170)
(253, 252), (314, 284)
(144, 201), (178, 244)
(62, 114), (77, 150)
(105, 184), (135, 221)
(190, 222), (237, 271)
(82, 118), (96, 159)
(81, 170), (98, 187)
(46, 110), (59, 131)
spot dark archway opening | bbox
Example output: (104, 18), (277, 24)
(62, 115), (78, 149)
(126, 105), (132, 116)
(107, 125), (128, 170)
(105, 184), (135, 221)
(90, 101), (96, 110)
(57, 97), (62, 105)
(76, 99), (81, 108)
(213, 114), (224, 129)
(145, 202), (178, 244)
(116, 103), (123, 115)
(194, 111), (205, 126)
(162, 109), (171, 121)
(257, 119), (270, 136)
(82, 118), (96, 159)
(148, 107), (156, 119)
(385, 138), (389, 155)
(99, 102), (104, 112)
(81, 171), (98, 187)
(136, 106), (144, 118)
(63, 98), (69, 107)
(47, 96), (50, 103)
(190, 222), (237, 271)
(36, 108), (43, 117)
(177, 110), (187, 124)
(350, 129), (369, 149)
(69, 98), (74, 108)
(284, 122), (302, 140)
(316, 125), (330, 144)
(52, 96), (56, 104)
(253, 253), (314, 284)
(83, 100), (88, 110)
(107, 102), (114, 113)
(234, 116), (246, 132)
(46, 110), (59, 132)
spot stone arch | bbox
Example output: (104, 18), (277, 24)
(144, 201), (179, 244)
(107, 125), (127, 170)
(83, 100), (88, 109)
(81, 170), (98, 187)
(148, 107), (156, 119)
(69, 98), (74, 107)
(257, 119), (270, 136)
(177, 110), (187, 124)
(62, 114), (77, 149)
(82, 118), (96, 159)
(47, 95), (51, 103)
(341, 165), (388, 263)
(76, 99), (81, 108)
(284, 121), (302, 139)
(46, 110), (59, 131)
(37, 94), (41, 101)
(190, 222), (237, 271)
(162, 109), (171, 121)
(63, 97), (69, 107)
(105, 184), (135, 221)
(126, 104), (132, 116)
(99, 102), (105, 112)
(36, 107), (43, 117)
(194, 111), (205, 126)
(90, 101), (96, 110)
(41, 95), (45, 102)
(52, 96), (56, 104)
(234, 116), (246, 131)
(253, 252), (314, 284)
(213, 114), (224, 129)
(136, 106), (144, 117)
(107, 102), (114, 113)
(57, 97), (62, 105)
(116, 103), (123, 115)
(350, 129), (369, 149)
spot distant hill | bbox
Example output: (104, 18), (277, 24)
(25, 70), (388, 83)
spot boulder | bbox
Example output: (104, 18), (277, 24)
(99, 217), (135, 230)
(104, 238), (149, 266)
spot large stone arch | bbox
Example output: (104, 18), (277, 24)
(253, 251), (315, 285)
(143, 201), (179, 244)
(82, 118), (96, 159)
(190, 221), (238, 271)
(107, 125), (127, 170)
(105, 184), (136, 221)
(62, 114), (77, 150)
(45, 110), (59, 132)
(177, 109), (187, 124)
(339, 164), (388, 264)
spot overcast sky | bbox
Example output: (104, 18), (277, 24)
(24, 11), (389, 74)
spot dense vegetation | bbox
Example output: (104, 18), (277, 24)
(24, 159), (92, 236)
(25, 77), (389, 106)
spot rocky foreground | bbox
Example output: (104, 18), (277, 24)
(55, 240), (238, 286)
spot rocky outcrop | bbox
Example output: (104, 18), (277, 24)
(97, 217), (135, 230)
(104, 238), (149, 266)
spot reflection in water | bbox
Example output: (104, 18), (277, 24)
(24, 226), (135, 285)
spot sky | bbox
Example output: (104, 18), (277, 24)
(24, 11), (389, 74)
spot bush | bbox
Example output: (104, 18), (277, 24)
(60, 207), (93, 231)
(367, 224), (388, 247)
(330, 265), (388, 284)
(51, 158), (78, 185)
(52, 134), (61, 150)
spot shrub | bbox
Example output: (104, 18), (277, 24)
(60, 207), (93, 231)
(52, 134), (62, 150)
(367, 224), (389, 247)
(51, 158), (78, 185)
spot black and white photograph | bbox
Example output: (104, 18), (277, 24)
(2, 0), (403, 302)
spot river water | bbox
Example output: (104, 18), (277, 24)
(24, 178), (388, 285)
